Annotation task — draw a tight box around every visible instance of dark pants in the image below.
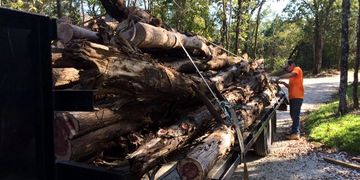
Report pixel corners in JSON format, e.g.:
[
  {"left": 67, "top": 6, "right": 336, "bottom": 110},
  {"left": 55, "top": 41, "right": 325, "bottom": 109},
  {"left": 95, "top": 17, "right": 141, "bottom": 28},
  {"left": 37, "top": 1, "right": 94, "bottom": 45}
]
[{"left": 290, "top": 98, "right": 303, "bottom": 134}]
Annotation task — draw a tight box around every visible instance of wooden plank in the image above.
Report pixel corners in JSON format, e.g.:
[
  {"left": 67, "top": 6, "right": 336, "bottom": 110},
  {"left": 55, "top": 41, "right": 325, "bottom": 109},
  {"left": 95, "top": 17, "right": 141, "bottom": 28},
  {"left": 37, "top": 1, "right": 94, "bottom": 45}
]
[{"left": 323, "top": 157, "right": 360, "bottom": 171}]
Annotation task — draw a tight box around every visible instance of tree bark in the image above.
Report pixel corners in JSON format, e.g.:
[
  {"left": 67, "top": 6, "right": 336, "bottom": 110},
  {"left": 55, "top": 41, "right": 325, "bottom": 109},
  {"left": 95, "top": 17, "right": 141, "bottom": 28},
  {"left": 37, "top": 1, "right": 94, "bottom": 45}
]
[
  {"left": 339, "top": 0, "right": 350, "bottom": 115},
  {"left": 177, "top": 125, "right": 234, "bottom": 180},
  {"left": 52, "top": 68, "right": 80, "bottom": 88}
]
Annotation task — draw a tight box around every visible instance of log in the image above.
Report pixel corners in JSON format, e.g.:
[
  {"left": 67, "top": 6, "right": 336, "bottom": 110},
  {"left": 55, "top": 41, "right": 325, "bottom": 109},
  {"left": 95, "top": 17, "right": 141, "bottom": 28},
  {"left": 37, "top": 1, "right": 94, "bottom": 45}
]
[
  {"left": 61, "top": 40, "right": 198, "bottom": 100},
  {"left": 174, "top": 56, "right": 243, "bottom": 73},
  {"left": 99, "top": 0, "right": 128, "bottom": 22},
  {"left": 210, "top": 61, "right": 250, "bottom": 91},
  {"left": 52, "top": 68, "right": 79, "bottom": 88},
  {"left": 57, "top": 23, "right": 100, "bottom": 44},
  {"left": 206, "top": 55, "right": 242, "bottom": 70},
  {"left": 54, "top": 109, "right": 148, "bottom": 160},
  {"left": 127, "top": 106, "right": 213, "bottom": 177},
  {"left": 118, "top": 22, "right": 211, "bottom": 57},
  {"left": 177, "top": 125, "right": 235, "bottom": 180},
  {"left": 324, "top": 157, "right": 360, "bottom": 171}
]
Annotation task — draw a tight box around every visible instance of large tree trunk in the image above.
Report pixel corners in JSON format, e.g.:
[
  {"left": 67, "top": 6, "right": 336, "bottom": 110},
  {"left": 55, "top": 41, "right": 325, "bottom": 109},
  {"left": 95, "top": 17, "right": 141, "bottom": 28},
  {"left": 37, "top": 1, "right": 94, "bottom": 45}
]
[
  {"left": 60, "top": 40, "right": 199, "bottom": 101},
  {"left": 339, "top": 0, "right": 350, "bottom": 115},
  {"left": 118, "top": 22, "right": 211, "bottom": 57},
  {"left": 177, "top": 125, "right": 235, "bottom": 180}
]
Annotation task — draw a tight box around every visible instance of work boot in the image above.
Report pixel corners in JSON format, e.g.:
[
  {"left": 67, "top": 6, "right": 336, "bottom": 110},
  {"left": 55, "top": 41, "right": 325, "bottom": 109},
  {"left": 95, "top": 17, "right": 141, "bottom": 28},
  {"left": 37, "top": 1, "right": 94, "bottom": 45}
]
[{"left": 285, "top": 133, "right": 300, "bottom": 140}]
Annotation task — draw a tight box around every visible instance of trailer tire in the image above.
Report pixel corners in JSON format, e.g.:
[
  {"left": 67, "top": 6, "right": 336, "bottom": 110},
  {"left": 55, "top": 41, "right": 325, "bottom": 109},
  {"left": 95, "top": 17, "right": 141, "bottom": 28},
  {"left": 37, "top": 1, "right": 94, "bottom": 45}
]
[{"left": 254, "top": 121, "right": 271, "bottom": 156}]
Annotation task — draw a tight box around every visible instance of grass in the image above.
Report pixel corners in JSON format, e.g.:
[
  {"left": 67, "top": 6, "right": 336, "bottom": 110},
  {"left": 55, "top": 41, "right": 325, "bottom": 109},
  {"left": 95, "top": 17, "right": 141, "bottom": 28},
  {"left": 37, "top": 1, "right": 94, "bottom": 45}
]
[{"left": 304, "top": 85, "right": 360, "bottom": 154}]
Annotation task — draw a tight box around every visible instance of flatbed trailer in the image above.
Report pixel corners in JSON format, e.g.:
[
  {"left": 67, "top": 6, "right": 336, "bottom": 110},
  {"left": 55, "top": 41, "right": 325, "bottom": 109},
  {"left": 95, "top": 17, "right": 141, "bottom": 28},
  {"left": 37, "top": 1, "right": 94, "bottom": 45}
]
[
  {"left": 153, "top": 92, "right": 287, "bottom": 180},
  {"left": 0, "top": 8, "right": 287, "bottom": 180}
]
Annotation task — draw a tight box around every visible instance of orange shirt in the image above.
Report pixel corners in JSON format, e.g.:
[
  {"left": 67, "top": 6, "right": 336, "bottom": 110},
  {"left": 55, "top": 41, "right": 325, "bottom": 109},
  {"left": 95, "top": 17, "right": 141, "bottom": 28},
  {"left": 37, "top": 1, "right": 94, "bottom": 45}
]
[{"left": 288, "top": 67, "right": 304, "bottom": 99}]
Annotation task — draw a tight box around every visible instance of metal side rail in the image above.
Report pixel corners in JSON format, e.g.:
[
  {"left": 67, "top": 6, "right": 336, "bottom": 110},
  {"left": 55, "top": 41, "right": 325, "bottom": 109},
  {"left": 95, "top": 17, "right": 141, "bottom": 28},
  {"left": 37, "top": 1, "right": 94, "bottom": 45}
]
[
  {"left": 208, "top": 94, "right": 287, "bottom": 180},
  {"left": 156, "top": 94, "right": 287, "bottom": 180}
]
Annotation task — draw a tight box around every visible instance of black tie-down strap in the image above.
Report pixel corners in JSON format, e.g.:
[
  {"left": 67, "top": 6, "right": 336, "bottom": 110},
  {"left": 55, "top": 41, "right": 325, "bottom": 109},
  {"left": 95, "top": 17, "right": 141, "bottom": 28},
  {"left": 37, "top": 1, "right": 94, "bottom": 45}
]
[
  {"left": 221, "top": 101, "right": 249, "bottom": 180},
  {"left": 212, "top": 87, "right": 249, "bottom": 180}
]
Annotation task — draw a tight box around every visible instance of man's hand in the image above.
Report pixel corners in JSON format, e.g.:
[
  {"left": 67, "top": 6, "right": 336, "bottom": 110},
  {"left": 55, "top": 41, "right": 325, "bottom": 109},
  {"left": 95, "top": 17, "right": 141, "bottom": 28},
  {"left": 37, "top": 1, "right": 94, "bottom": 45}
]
[{"left": 278, "top": 81, "right": 289, "bottom": 88}]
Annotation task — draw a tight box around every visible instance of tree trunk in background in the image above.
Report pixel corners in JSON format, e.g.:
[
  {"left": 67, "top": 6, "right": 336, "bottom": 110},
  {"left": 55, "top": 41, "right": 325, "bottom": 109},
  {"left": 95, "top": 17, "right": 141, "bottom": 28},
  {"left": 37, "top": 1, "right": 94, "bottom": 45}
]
[
  {"left": 253, "top": 0, "right": 266, "bottom": 58},
  {"left": 227, "top": 0, "right": 232, "bottom": 51},
  {"left": 81, "top": 0, "right": 85, "bottom": 24},
  {"left": 339, "top": 0, "right": 350, "bottom": 115},
  {"left": 312, "top": 15, "right": 323, "bottom": 75},
  {"left": 312, "top": 0, "right": 335, "bottom": 74},
  {"left": 244, "top": 1, "right": 259, "bottom": 57},
  {"left": 234, "top": 0, "right": 243, "bottom": 55},
  {"left": 353, "top": 0, "right": 360, "bottom": 109},
  {"left": 175, "top": 0, "right": 185, "bottom": 32},
  {"left": 56, "top": 0, "right": 62, "bottom": 18},
  {"left": 221, "top": 0, "right": 228, "bottom": 47}
]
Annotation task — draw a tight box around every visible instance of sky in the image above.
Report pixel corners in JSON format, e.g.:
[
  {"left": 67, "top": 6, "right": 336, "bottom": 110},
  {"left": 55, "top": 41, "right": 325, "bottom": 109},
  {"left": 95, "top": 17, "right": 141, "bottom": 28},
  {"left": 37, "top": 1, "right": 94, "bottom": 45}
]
[{"left": 263, "top": 0, "right": 290, "bottom": 20}]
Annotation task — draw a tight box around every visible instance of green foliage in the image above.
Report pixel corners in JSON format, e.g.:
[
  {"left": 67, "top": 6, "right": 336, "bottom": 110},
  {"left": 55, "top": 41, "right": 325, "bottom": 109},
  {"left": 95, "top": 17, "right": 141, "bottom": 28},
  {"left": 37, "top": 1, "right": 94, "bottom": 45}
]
[{"left": 305, "top": 86, "right": 360, "bottom": 154}]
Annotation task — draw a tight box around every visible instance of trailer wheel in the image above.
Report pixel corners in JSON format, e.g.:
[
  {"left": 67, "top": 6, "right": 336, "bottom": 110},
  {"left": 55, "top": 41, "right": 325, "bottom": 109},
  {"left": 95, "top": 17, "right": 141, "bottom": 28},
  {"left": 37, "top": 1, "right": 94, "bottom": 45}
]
[{"left": 254, "top": 120, "right": 271, "bottom": 156}]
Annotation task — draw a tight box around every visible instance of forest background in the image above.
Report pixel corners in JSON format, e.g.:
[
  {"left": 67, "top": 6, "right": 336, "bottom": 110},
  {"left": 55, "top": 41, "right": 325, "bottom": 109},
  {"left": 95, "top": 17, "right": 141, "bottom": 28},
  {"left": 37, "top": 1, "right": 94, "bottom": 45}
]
[{"left": 2, "top": 0, "right": 359, "bottom": 74}]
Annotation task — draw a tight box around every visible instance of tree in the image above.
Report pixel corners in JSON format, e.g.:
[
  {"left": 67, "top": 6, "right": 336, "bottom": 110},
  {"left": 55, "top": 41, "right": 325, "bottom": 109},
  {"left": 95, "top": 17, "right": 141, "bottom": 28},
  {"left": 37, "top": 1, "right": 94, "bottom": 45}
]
[
  {"left": 56, "top": 0, "right": 63, "bottom": 18},
  {"left": 220, "top": 0, "right": 228, "bottom": 47},
  {"left": 339, "top": 0, "right": 350, "bottom": 115},
  {"left": 353, "top": 0, "right": 360, "bottom": 109},
  {"left": 253, "top": 0, "right": 266, "bottom": 58},
  {"left": 234, "top": 0, "right": 243, "bottom": 55},
  {"left": 285, "top": 0, "right": 335, "bottom": 74}
]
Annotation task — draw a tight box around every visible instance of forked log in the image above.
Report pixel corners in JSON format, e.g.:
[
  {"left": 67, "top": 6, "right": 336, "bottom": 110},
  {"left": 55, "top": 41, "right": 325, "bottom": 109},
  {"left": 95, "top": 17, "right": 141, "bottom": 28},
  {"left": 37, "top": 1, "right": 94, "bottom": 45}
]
[
  {"left": 177, "top": 125, "right": 235, "bottom": 180},
  {"left": 127, "top": 107, "right": 213, "bottom": 177}
]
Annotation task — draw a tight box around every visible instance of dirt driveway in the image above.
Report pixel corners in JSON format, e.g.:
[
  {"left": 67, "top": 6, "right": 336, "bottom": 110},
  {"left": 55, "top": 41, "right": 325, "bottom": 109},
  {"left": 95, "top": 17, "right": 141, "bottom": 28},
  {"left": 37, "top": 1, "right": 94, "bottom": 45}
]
[{"left": 230, "top": 72, "right": 360, "bottom": 179}]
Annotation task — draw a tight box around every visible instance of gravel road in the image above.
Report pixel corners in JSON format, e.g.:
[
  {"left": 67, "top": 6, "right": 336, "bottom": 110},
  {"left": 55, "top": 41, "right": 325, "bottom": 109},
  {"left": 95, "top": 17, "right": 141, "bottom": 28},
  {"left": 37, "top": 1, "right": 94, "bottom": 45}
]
[{"left": 230, "top": 72, "right": 360, "bottom": 180}]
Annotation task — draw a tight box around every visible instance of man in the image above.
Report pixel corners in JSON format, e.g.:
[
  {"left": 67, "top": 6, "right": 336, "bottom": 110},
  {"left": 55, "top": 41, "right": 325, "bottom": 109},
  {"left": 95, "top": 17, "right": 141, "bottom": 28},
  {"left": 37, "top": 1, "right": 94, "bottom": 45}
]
[{"left": 275, "top": 60, "right": 304, "bottom": 140}]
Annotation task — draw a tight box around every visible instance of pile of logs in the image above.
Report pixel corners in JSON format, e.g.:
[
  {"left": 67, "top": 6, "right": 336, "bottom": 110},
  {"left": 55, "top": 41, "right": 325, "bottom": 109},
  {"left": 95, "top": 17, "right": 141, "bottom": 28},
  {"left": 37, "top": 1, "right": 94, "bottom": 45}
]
[{"left": 53, "top": 0, "right": 278, "bottom": 179}]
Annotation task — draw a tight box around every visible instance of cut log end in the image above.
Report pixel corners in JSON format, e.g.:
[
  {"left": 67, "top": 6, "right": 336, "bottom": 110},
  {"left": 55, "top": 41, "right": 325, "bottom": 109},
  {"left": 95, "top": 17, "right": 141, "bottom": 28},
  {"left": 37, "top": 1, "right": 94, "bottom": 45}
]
[{"left": 177, "top": 160, "right": 204, "bottom": 180}]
